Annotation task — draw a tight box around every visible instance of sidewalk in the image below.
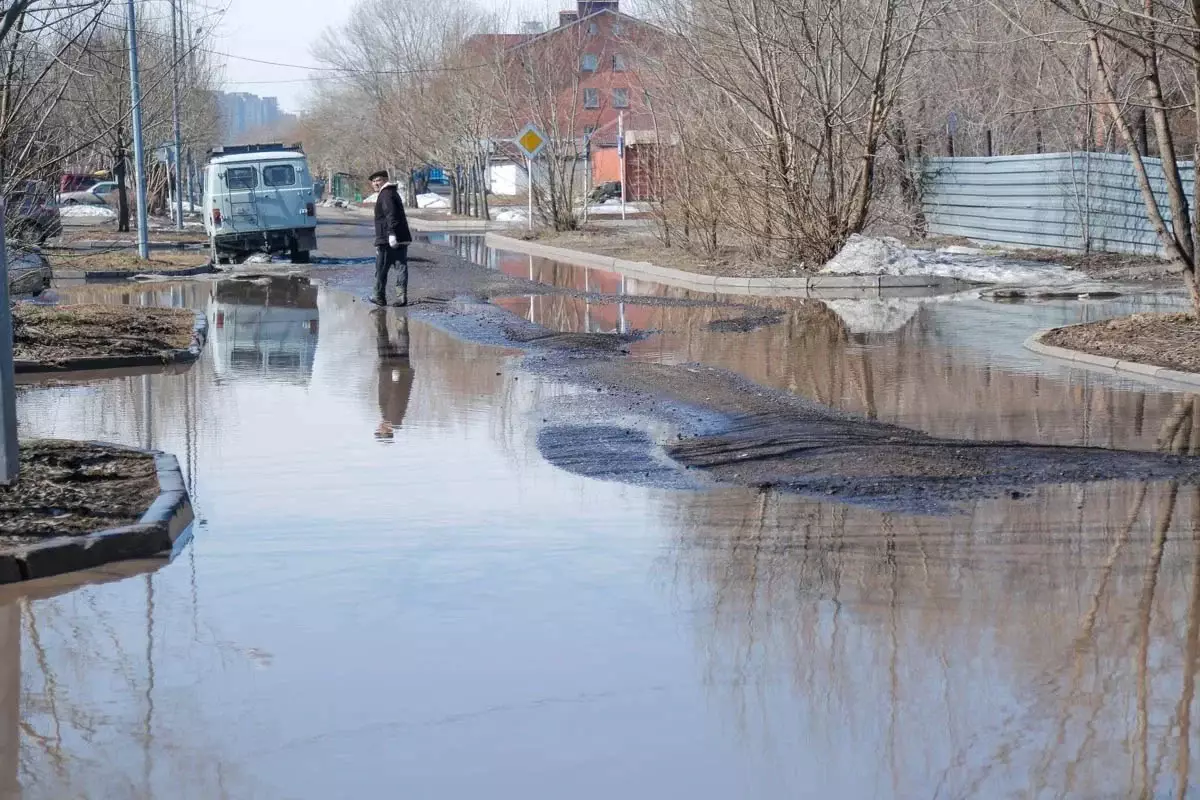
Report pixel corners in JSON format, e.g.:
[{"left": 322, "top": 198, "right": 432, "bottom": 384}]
[{"left": 484, "top": 232, "right": 975, "bottom": 299}]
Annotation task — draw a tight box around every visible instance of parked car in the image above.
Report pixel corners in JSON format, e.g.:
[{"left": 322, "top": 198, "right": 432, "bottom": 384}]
[
  {"left": 588, "top": 181, "right": 621, "bottom": 204},
  {"left": 7, "top": 180, "right": 61, "bottom": 244},
  {"left": 203, "top": 143, "right": 317, "bottom": 264},
  {"left": 58, "top": 181, "right": 118, "bottom": 205}
]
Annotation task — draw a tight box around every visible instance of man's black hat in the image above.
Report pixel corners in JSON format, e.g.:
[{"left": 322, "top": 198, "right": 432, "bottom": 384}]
[{"left": 369, "top": 170, "right": 389, "bottom": 181}]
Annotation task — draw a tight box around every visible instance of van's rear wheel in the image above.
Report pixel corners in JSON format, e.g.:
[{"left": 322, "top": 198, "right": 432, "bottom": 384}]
[{"left": 292, "top": 250, "right": 311, "bottom": 264}]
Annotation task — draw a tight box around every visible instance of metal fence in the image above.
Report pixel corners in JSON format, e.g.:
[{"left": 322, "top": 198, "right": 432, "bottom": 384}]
[{"left": 921, "top": 152, "right": 1196, "bottom": 255}]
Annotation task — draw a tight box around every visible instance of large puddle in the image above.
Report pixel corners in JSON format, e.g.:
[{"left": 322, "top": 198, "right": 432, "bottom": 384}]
[{"left": 1, "top": 243, "right": 1199, "bottom": 797}]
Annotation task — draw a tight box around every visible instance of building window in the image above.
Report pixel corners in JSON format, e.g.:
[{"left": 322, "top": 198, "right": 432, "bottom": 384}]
[
  {"left": 224, "top": 167, "right": 257, "bottom": 190},
  {"left": 612, "top": 88, "right": 629, "bottom": 108},
  {"left": 643, "top": 89, "right": 652, "bottom": 108},
  {"left": 588, "top": 22, "right": 598, "bottom": 35},
  {"left": 583, "top": 88, "right": 600, "bottom": 109},
  {"left": 584, "top": 125, "right": 598, "bottom": 138},
  {"left": 263, "top": 164, "right": 297, "bottom": 187},
  {"left": 581, "top": 53, "right": 598, "bottom": 72},
  {"left": 613, "top": 22, "right": 624, "bottom": 36},
  {"left": 613, "top": 54, "right": 627, "bottom": 71}
]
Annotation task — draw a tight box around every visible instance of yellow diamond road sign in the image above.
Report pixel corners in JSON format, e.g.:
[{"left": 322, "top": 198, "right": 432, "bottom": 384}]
[{"left": 516, "top": 123, "right": 547, "bottom": 159}]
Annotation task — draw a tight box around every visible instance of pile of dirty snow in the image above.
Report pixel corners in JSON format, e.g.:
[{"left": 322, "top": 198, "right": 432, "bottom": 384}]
[
  {"left": 361, "top": 192, "right": 379, "bottom": 205},
  {"left": 587, "top": 200, "right": 651, "bottom": 216},
  {"left": 821, "top": 235, "right": 1075, "bottom": 285},
  {"left": 493, "top": 208, "right": 527, "bottom": 223},
  {"left": 59, "top": 205, "right": 116, "bottom": 220},
  {"left": 416, "top": 193, "right": 449, "bottom": 210}
]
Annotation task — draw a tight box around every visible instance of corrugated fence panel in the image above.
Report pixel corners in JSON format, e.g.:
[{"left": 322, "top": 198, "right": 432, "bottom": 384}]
[{"left": 921, "top": 152, "right": 1194, "bottom": 255}]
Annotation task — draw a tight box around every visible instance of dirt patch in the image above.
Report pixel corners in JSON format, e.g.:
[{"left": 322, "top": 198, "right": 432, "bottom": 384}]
[
  {"left": 13, "top": 303, "right": 195, "bottom": 366},
  {"left": 528, "top": 228, "right": 808, "bottom": 279},
  {"left": 58, "top": 228, "right": 208, "bottom": 246},
  {"left": 43, "top": 247, "right": 208, "bottom": 274},
  {"left": 0, "top": 441, "right": 159, "bottom": 542},
  {"left": 1042, "top": 313, "right": 1200, "bottom": 374}
]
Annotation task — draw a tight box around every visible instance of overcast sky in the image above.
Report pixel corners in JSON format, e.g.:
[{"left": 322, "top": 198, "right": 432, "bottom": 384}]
[{"left": 216, "top": 0, "right": 589, "bottom": 112}]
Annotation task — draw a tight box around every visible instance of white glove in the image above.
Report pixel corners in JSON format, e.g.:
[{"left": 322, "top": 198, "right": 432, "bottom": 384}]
[{"left": 388, "top": 235, "right": 399, "bottom": 249}]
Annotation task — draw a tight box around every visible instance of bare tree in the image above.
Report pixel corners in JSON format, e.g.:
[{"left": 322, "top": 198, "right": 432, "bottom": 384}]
[{"left": 1001, "top": 0, "right": 1200, "bottom": 312}]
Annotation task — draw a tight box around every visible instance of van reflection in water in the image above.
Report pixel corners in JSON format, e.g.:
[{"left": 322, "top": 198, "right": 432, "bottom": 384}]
[
  {"left": 373, "top": 310, "right": 413, "bottom": 441},
  {"left": 208, "top": 276, "right": 320, "bottom": 384}
]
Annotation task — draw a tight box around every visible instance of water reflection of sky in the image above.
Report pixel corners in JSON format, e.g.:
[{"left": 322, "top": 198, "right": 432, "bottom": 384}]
[{"left": 0, "top": 267, "right": 1197, "bottom": 798}]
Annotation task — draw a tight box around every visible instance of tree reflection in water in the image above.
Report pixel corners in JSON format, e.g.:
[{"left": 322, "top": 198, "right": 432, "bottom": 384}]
[{"left": 665, "top": 396, "right": 1200, "bottom": 796}]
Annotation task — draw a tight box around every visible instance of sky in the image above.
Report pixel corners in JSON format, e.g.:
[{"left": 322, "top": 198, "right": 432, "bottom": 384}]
[{"left": 216, "top": 0, "right": 584, "bottom": 112}]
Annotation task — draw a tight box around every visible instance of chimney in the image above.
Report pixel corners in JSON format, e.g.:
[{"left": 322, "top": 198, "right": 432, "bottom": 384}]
[{"left": 558, "top": 9, "right": 579, "bottom": 26}]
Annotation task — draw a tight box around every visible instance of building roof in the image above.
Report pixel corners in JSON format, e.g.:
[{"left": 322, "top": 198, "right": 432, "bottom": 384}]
[{"left": 466, "top": 7, "right": 664, "bottom": 55}]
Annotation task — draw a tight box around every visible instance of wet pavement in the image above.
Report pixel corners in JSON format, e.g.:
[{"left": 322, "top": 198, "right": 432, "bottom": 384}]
[{"left": 2, "top": 213, "right": 1199, "bottom": 797}]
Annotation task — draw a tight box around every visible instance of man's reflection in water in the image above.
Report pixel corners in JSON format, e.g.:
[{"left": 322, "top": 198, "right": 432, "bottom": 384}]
[{"left": 373, "top": 309, "right": 414, "bottom": 441}]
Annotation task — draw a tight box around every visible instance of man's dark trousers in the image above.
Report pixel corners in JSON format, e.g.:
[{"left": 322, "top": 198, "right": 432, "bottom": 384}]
[{"left": 375, "top": 244, "right": 408, "bottom": 305}]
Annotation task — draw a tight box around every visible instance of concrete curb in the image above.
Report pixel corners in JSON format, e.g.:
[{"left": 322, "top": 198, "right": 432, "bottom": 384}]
[
  {"left": 0, "top": 446, "right": 195, "bottom": 584},
  {"left": 1024, "top": 328, "right": 1200, "bottom": 389},
  {"left": 484, "top": 233, "right": 976, "bottom": 297},
  {"left": 54, "top": 263, "right": 216, "bottom": 281},
  {"left": 14, "top": 310, "right": 208, "bottom": 374},
  {"left": 410, "top": 216, "right": 507, "bottom": 232}
]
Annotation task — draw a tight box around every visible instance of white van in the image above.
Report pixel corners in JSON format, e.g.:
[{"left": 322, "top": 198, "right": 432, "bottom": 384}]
[{"left": 203, "top": 143, "right": 317, "bottom": 264}]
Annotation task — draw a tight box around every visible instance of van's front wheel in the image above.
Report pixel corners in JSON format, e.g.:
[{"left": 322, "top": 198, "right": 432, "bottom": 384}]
[{"left": 292, "top": 250, "right": 311, "bottom": 264}]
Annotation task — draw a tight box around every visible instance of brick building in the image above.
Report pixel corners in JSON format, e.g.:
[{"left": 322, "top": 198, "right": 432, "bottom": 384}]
[{"left": 469, "top": 0, "right": 666, "bottom": 196}]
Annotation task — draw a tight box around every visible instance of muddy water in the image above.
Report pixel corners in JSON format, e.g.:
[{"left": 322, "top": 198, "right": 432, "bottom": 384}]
[{"left": 0, "top": 269, "right": 1198, "bottom": 798}]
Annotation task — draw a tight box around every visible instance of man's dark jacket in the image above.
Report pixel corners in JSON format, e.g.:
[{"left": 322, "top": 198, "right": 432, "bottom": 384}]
[{"left": 374, "top": 183, "right": 412, "bottom": 247}]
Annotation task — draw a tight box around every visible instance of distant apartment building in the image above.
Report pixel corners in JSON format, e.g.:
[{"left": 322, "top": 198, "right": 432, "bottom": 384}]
[{"left": 216, "top": 91, "right": 296, "bottom": 142}]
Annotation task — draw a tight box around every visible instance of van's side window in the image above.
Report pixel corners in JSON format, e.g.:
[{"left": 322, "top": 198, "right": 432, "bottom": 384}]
[
  {"left": 263, "top": 165, "right": 296, "bottom": 187},
  {"left": 225, "top": 167, "right": 257, "bottom": 190}
]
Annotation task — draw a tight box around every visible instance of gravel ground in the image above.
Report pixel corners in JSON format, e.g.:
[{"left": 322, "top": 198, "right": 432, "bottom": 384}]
[
  {"left": 0, "top": 440, "right": 159, "bottom": 541},
  {"left": 13, "top": 303, "right": 195, "bottom": 366},
  {"left": 1042, "top": 312, "right": 1200, "bottom": 373}
]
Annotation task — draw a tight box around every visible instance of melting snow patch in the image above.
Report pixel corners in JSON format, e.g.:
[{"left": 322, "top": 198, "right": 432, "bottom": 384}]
[
  {"left": 493, "top": 208, "right": 527, "bottom": 223},
  {"left": 59, "top": 205, "right": 116, "bottom": 220},
  {"left": 821, "top": 234, "right": 1075, "bottom": 285},
  {"left": 416, "top": 193, "right": 449, "bottom": 209}
]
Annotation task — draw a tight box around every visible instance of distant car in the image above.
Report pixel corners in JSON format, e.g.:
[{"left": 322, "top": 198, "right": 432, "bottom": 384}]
[
  {"left": 7, "top": 180, "right": 61, "bottom": 244},
  {"left": 58, "top": 181, "right": 118, "bottom": 205},
  {"left": 588, "top": 181, "right": 621, "bottom": 204}
]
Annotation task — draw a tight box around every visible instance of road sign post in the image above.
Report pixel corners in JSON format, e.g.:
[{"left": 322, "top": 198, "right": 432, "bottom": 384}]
[
  {"left": 515, "top": 123, "right": 547, "bottom": 231},
  {"left": 618, "top": 112, "right": 626, "bottom": 221}
]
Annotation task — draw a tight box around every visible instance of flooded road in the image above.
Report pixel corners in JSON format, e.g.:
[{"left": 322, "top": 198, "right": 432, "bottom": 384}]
[{"left": 2, "top": 224, "right": 1200, "bottom": 797}]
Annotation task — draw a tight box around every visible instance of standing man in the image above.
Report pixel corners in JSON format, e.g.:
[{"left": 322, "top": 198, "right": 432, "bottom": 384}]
[{"left": 370, "top": 169, "right": 412, "bottom": 306}]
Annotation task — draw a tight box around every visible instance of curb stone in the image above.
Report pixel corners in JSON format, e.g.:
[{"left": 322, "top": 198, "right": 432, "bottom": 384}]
[
  {"left": 484, "top": 233, "right": 976, "bottom": 297},
  {"left": 1024, "top": 328, "right": 1200, "bottom": 389},
  {"left": 54, "top": 263, "right": 216, "bottom": 281},
  {"left": 14, "top": 310, "right": 208, "bottom": 374},
  {"left": 1, "top": 447, "right": 195, "bottom": 584}
]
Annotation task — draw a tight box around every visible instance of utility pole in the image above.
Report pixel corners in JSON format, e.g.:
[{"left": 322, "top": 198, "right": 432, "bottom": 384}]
[
  {"left": 169, "top": 0, "right": 184, "bottom": 230},
  {"left": 125, "top": 0, "right": 150, "bottom": 259}
]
